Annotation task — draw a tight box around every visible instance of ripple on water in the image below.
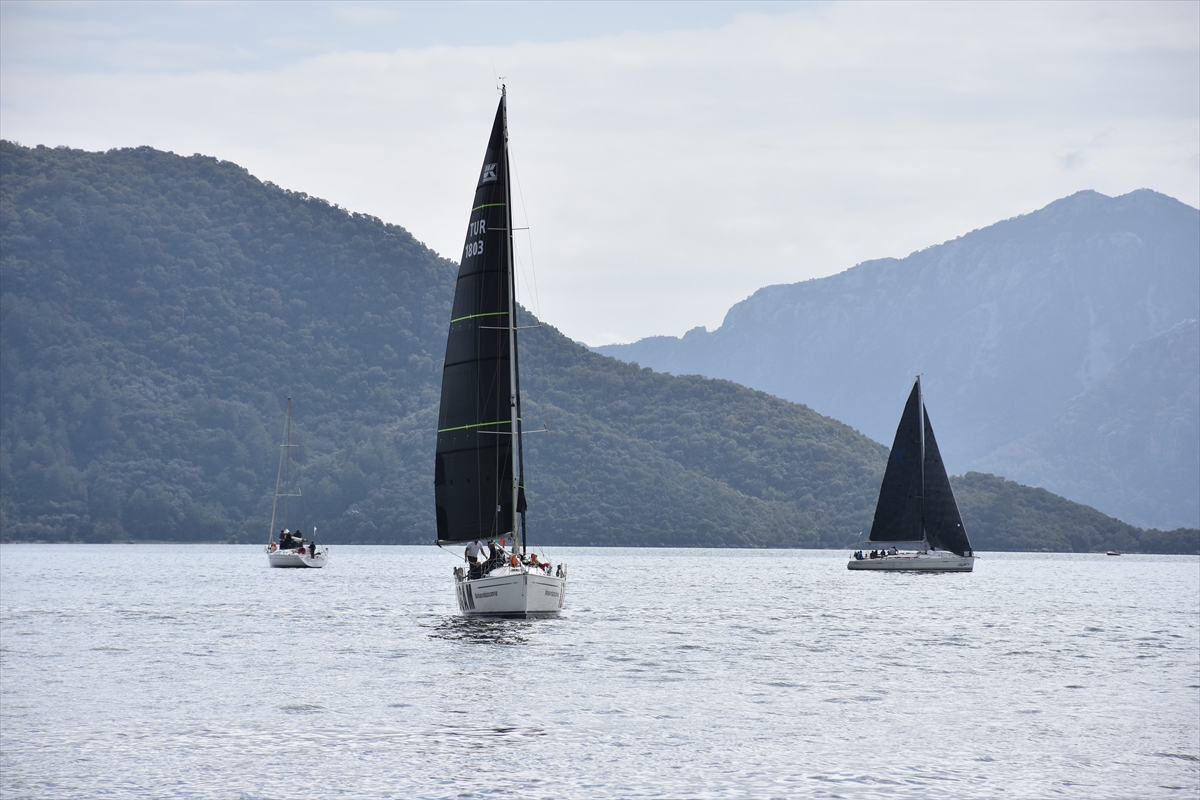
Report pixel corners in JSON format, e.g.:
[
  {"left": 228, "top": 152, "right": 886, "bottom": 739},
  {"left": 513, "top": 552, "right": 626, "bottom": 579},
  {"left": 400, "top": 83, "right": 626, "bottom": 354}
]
[{"left": 0, "top": 545, "right": 1197, "bottom": 800}]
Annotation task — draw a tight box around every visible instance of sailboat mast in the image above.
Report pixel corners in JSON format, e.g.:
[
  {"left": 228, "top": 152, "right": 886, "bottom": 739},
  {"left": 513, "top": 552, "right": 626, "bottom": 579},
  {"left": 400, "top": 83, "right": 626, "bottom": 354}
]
[
  {"left": 916, "top": 377, "right": 926, "bottom": 549},
  {"left": 268, "top": 397, "right": 290, "bottom": 543},
  {"left": 285, "top": 398, "right": 293, "bottom": 531},
  {"left": 501, "top": 85, "right": 522, "bottom": 555}
]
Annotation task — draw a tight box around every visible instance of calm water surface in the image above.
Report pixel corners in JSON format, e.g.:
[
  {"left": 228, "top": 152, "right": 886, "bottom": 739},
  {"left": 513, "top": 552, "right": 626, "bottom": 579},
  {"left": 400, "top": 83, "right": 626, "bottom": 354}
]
[{"left": 1, "top": 545, "right": 1197, "bottom": 799}]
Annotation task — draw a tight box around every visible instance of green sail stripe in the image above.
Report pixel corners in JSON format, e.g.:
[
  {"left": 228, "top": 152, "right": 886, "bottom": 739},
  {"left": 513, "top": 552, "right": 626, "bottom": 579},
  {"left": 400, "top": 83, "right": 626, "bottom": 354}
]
[
  {"left": 437, "top": 418, "right": 521, "bottom": 434},
  {"left": 471, "top": 202, "right": 507, "bottom": 212},
  {"left": 449, "top": 311, "right": 509, "bottom": 324}
]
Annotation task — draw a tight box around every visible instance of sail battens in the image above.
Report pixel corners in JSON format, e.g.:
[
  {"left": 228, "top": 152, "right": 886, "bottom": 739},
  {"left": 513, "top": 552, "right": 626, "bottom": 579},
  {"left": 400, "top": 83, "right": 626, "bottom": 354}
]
[
  {"left": 449, "top": 311, "right": 509, "bottom": 324},
  {"left": 437, "top": 420, "right": 513, "bottom": 433}
]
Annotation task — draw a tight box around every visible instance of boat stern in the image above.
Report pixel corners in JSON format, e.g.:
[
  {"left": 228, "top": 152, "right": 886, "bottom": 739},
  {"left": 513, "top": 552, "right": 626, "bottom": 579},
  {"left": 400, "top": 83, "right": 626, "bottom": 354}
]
[{"left": 454, "top": 566, "right": 565, "bottom": 616}]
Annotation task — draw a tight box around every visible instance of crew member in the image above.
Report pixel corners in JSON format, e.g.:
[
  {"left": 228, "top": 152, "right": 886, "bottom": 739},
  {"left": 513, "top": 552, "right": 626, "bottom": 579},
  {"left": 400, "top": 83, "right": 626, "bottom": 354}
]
[{"left": 465, "top": 540, "right": 485, "bottom": 579}]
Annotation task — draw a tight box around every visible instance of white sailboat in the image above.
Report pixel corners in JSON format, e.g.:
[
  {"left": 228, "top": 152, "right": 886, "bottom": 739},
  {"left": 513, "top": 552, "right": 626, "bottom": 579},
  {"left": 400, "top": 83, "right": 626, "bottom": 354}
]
[
  {"left": 849, "top": 377, "right": 975, "bottom": 572},
  {"left": 434, "top": 87, "right": 566, "bottom": 615},
  {"left": 265, "top": 398, "right": 328, "bottom": 568}
]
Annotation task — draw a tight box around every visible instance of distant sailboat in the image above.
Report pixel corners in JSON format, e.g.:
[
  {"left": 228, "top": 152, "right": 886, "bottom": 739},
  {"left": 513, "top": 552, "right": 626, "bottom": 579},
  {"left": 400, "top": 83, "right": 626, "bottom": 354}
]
[
  {"left": 849, "top": 378, "right": 975, "bottom": 572},
  {"left": 265, "top": 398, "right": 328, "bottom": 568},
  {"left": 434, "top": 86, "right": 566, "bottom": 615}
]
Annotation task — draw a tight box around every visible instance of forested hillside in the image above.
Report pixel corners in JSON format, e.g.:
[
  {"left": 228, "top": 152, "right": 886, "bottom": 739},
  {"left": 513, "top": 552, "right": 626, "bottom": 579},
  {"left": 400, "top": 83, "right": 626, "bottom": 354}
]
[
  {"left": 2, "top": 141, "right": 450, "bottom": 544},
  {"left": 2, "top": 141, "right": 1194, "bottom": 554}
]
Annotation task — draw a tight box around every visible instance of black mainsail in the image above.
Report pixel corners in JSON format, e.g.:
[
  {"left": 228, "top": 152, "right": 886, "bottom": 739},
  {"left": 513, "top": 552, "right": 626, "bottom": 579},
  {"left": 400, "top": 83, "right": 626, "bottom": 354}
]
[
  {"left": 435, "top": 90, "right": 526, "bottom": 548},
  {"left": 867, "top": 378, "right": 973, "bottom": 557}
]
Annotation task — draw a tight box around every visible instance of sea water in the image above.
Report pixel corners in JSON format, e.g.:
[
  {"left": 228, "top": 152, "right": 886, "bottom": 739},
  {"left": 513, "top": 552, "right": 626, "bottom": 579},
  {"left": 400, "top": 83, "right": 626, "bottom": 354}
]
[{"left": 1, "top": 545, "right": 1196, "bottom": 799}]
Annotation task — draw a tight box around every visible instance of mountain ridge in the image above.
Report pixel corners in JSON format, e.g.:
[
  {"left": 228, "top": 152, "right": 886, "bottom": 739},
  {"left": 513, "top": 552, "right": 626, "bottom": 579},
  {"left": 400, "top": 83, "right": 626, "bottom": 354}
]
[
  {"left": 2, "top": 141, "right": 1195, "bottom": 553},
  {"left": 597, "top": 189, "right": 1200, "bottom": 528},
  {"left": 975, "top": 319, "right": 1199, "bottom": 529}
]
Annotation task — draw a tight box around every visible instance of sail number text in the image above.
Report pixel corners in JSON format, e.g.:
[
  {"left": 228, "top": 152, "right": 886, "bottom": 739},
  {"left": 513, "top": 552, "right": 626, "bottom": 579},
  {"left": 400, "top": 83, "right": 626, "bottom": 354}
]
[{"left": 464, "top": 218, "right": 487, "bottom": 260}]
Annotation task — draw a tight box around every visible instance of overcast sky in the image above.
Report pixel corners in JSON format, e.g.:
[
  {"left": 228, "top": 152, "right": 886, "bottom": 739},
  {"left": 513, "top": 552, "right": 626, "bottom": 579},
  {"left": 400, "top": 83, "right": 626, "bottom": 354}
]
[{"left": 2, "top": 1, "right": 1197, "bottom": 346}]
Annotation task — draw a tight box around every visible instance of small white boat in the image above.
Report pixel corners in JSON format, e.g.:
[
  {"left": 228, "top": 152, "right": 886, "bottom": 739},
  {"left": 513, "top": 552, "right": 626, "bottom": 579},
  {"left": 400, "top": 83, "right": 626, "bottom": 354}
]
[
  {"left": 1106, "top": 550, "right": 1122, "bottom": 556},
  {"left": 849, "top": 377, "right": 976, "bottom": 573},
  {"left": 264, "top": 398, "right": 328, "bottom": 569},
  {"left": 434, "top": 87, "right": 565, "bottom": 615},
  {"left": 267, "top": 534, "right": 328, "bottom": 568}
]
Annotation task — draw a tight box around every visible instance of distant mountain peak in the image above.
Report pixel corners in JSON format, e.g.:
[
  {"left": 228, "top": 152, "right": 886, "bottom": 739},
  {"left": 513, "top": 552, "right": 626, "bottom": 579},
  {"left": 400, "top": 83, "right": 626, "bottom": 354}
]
[{"left": 596, "top": 189, "right": 1199, "bottom": 527}]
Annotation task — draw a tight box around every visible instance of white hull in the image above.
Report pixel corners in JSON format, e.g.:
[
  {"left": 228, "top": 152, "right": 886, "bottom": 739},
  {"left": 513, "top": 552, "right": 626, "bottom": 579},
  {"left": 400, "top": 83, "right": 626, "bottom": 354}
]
[
  {"left": 455, "top": 566, "right": 565, "bottom": 616},
  {"left": 848, "top": 552, "right": 974, "bottom": 572},
  {"left": 267, "top": 547, "right": 328, "bottom": 568}
]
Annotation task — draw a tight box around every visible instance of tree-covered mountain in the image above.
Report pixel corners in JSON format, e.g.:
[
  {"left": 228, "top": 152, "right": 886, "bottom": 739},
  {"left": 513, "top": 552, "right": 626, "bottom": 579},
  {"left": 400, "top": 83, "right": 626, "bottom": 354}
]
[
  {"left": 2, "top": 141, "right": 1195, "bottom": 554},
  {"left": 596, "top": 190, "right": 1199, "bottom": 528},
  {"left": 950, "top": 472, "right": 1189, "bottom": 555},
  {"left": 2, "top": 141, "right": 450, "bottom": 544}
]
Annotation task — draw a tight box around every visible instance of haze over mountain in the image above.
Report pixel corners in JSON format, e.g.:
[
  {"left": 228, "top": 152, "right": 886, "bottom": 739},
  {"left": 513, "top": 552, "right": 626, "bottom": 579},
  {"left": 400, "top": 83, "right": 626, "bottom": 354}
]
[
  {"left": 977, "top": 320, "right": 1198, "bottom": 530},
  {"left": 597, "top": 190, "right": 1200, "bottom": 529},
  {"left": 1, "top": 142, "right": 1194, "bottom": 554}
]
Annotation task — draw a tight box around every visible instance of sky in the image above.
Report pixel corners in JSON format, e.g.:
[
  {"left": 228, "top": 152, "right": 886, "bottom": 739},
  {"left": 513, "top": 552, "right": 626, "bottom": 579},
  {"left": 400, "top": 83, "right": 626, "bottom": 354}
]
[{"left": 2, "top": 1, "right": 1197, "bottom": 346}]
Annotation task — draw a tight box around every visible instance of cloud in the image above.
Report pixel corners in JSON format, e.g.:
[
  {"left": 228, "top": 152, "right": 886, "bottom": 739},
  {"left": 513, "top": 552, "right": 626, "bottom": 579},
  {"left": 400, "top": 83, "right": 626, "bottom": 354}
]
[{"left": 1, "top": 1, "right": 1196, "bottom": 345}]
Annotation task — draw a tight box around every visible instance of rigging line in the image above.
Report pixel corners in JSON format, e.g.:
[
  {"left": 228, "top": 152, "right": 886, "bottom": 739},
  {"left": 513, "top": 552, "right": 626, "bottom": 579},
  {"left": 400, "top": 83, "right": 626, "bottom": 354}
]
[{"left": 506, "top": 145, "right": 543, "bottom": 322}]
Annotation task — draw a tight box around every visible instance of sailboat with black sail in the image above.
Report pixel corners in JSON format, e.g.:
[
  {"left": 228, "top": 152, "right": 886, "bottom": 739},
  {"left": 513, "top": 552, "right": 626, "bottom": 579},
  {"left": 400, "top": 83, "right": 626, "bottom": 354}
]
[
  {"left": 849, "top": 377, "right": 975, "bottom": 572},
  {"left": 435, "top": 87, "right": 566, "bottom": 615},
  {"left": 264, "top": 398, "right": 328, "bottom": 568}
]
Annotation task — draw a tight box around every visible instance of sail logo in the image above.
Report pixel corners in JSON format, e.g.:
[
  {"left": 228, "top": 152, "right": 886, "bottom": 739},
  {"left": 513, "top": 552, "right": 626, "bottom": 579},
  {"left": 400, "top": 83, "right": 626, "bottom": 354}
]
[{"left": 480, "top": 163, "right": 498, "bottom": 183}]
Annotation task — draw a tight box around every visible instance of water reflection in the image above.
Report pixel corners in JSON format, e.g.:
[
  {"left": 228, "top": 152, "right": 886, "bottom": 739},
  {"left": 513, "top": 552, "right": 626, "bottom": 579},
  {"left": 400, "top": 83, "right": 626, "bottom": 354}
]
[
  {"left": 424, "top": 615, "right": 534, "bottom": 645},
  {"left": 431, "top": 721, "right": 547, "bottom": 740},
  {"left": 3, "top": 546, "right": 1196, "bottom": 800}
]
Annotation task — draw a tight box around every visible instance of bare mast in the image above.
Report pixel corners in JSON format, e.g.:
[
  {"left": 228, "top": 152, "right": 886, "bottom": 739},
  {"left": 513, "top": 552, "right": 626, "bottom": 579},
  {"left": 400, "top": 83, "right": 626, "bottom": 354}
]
[{"left": 268, "top": 397, "right": 298, "bottom": 541}]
